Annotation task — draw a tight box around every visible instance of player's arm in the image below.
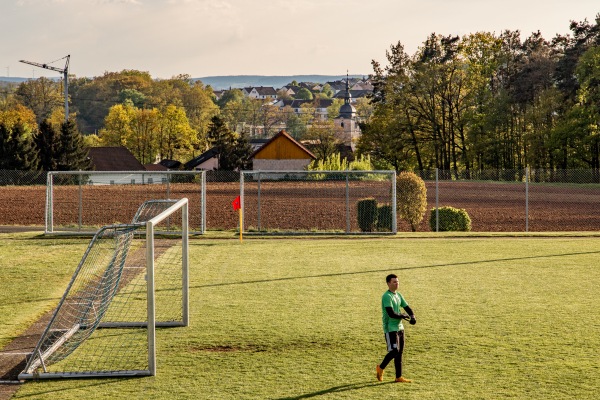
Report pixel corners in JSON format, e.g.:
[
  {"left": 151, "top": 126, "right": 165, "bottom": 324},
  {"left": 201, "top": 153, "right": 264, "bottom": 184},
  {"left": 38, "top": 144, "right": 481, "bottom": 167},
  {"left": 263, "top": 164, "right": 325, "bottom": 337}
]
[
  {"left": 385, "top": 306, "right": 410, "bottom": 320},
  {"left": 403, "top": 305, "right": 417, "bottom": 325}
]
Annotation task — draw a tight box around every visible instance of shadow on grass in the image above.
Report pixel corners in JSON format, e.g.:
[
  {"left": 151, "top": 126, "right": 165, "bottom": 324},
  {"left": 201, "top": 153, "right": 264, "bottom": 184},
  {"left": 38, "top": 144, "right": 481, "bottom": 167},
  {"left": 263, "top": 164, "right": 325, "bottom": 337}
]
[
  {"left": 13, "top": 377, "right": 139, "bottom": 398},
  {"left": 274, "top": 380, "right": 391, "bottom": 399},
  {"left": 192, "top": 250, "right": 600, "bottom": 289}
]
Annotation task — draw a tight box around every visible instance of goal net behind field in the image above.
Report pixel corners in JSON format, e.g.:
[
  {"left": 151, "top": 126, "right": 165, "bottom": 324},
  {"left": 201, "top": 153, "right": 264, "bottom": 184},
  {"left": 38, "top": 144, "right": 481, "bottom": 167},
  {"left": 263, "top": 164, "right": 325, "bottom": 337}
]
[
  {"left": 45, "top": 171, "right": 205, "bottom": 235},
  {"left": 240, "top": 170, "right": 397, "bottom": 234},
  {"left": 19, "top": 198, "right": 189, "bottom": 379}
]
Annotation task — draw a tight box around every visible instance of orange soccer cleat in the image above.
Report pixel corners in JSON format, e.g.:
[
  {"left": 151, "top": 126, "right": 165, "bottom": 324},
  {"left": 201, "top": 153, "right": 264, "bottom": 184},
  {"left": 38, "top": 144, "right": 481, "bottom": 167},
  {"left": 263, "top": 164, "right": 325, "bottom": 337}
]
[{"left": 376, "top": 364, "right": 384, "bottom": 382}]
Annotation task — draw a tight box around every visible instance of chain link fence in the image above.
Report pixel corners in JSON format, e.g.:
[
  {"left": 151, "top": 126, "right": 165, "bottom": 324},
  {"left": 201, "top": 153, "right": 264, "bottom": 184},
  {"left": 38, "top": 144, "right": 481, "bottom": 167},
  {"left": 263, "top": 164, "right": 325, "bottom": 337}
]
[
  {"left": 1, "top": 169, "right": 599, "bottom": 233},
  {"left": 45, "top": 171, "right": 205, "bottom": 234},
  {"left": 240, "top": 170, "right": 396, "bottom": 234},
  {"left": 416, "top": 169, "right": 600, "bottom": 232}
]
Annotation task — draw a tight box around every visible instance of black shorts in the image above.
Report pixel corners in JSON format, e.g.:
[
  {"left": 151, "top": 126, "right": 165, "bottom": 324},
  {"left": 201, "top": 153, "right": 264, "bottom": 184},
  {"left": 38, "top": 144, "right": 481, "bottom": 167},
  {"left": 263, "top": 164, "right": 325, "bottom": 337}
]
[{"left": 385, "top": 330, "right": 405, "bottom": 352}]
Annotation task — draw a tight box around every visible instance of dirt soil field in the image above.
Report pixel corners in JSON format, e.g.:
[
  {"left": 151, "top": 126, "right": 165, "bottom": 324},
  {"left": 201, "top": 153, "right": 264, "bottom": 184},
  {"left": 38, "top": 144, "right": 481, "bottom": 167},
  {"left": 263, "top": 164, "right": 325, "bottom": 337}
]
[{"left": 0, "top": 181, "right": 599, "bottom": 232}]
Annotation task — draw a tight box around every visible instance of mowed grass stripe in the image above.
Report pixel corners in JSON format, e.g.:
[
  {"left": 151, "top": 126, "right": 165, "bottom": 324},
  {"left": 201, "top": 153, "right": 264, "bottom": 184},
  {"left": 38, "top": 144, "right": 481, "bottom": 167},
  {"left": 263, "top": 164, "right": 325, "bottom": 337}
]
[{"left": 2, "top": 235, "right": 598, "bottom": 399}]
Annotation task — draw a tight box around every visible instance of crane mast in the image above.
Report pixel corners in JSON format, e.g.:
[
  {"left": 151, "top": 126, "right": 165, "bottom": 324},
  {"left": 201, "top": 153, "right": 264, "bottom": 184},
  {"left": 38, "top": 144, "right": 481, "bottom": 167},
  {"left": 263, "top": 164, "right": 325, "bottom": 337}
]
[{"left": 19, "top": 55, "right": 70, "bottom": 122}]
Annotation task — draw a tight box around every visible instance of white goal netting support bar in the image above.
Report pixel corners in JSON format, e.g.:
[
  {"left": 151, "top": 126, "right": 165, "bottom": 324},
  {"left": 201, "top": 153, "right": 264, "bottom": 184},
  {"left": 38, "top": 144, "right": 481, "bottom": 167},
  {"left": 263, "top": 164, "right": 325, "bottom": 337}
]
[
  {"left": 19, "top": 198, "right": 189, "bottom": 379},
  {"left": 240, "top": 170, "right": 397, "bottom": 234}
]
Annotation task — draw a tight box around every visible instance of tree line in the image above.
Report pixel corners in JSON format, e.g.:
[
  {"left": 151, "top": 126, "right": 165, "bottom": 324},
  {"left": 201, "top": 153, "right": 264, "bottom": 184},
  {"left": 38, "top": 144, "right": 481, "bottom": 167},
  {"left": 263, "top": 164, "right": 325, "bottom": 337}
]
[
  {"left": 358, "top": 14, "right": 600, "bottom": 174},
  {"left": 1, "top": 70, "right": 358, "bottom": 169},
  {"left": 1, "top": 13, "right": 599, "bottom": 173},
  {"left": 0, "top": 113, "right": 90, "bottom": 172}
]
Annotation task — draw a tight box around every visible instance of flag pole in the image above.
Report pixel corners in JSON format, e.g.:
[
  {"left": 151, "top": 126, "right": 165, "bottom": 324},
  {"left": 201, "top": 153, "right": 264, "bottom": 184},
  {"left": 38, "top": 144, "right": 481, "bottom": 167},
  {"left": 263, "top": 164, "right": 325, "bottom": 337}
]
[
  {"left": 232, "top": 195, "right": 242, "bottom": 243},
  {"left": 238, "top": 208, "right": 243, "bottom": 243}
]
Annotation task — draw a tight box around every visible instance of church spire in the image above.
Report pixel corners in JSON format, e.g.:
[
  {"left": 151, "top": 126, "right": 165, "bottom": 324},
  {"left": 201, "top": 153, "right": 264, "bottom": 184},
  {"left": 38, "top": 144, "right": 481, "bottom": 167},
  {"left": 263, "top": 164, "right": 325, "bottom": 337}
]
[
  {"left": 344, "top": 72, "right": 351, "bottom": 105},
  {"left": 338, "top": 71, "right": 355, "bottom": 119}
]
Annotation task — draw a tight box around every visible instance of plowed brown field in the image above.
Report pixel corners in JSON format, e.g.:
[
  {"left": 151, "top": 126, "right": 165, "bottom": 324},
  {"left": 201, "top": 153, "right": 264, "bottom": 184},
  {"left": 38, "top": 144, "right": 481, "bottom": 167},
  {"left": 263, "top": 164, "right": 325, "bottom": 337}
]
[{"left": 0, "top": 181, "right": 598, "bottom": 232}]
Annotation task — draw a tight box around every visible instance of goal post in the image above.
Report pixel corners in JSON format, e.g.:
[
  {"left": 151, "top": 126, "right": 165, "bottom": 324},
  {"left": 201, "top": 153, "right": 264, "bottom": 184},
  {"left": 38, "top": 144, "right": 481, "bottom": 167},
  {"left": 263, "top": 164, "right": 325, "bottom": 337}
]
[
  {"left": 19, "top": 198, "right": 189, "bottom": 380},
  {"left": 240, "top": 170, "right": 397, "bottom": 234},
  {"left": 44, "top": 170, "right": 205, "bottom": 235}
]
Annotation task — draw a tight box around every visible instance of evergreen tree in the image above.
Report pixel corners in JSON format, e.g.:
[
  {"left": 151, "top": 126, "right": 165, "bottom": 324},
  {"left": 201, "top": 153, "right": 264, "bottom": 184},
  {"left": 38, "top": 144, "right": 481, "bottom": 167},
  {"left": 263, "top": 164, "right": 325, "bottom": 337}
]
[
  {"left": 0, "top": 121, "right": 39, "bottom": 170},
  {"left": 207, "top": 115, "right": 252, "bottom": 170},
  {"left": 0, "top": 123, "right": 11, "bottom": 169},
  {"left": 56, "top": 119, "right": 91, "bottom": 171},
  {"left": 228, "top": 131, "right": 253, "bottom": 170},
  {"left": 34, "top": 119, "right": 60, "bottom": 171}
]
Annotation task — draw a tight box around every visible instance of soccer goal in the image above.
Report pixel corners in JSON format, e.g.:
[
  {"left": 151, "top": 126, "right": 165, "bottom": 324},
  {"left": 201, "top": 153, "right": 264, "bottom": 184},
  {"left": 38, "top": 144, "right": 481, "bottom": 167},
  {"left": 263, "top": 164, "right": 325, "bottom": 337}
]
[
  {"left": 44, "top": 170, "right": 205, "bottom": 235},
  {"left": 240, "top": 170, "right": 397, "bottom": 234},
  {"left": 19, "top": 198, "right": 189, "bottom": 379}
]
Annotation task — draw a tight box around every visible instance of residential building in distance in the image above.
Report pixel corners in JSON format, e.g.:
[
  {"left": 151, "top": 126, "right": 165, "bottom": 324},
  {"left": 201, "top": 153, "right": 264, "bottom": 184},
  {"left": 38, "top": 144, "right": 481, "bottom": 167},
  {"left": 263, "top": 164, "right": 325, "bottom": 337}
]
[
  {"left": 242, "top": 86, "right": 278, "bottom": 100},
  {"left": 274, "top": 98, "right": 334, "bottom": 121},
  {"left": 250, "top": 130, "right": 316, "bottom": 170},
  {"left": 87, "top": 147, "right": 145, "bottom": 171}
]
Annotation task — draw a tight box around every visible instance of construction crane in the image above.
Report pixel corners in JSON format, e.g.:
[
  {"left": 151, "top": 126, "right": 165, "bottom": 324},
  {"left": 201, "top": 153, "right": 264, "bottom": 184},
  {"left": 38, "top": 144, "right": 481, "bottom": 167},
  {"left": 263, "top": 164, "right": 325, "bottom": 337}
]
[{"left": 19, "top": 55, "right": 70, "bottom": 122}]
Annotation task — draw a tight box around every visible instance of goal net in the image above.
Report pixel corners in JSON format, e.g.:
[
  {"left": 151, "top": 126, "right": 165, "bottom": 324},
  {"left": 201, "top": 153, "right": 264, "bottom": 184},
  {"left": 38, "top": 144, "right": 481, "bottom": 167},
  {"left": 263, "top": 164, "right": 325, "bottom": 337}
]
[
  {"left": 19, "top": 198, "right": 189, "bottom": 379},
  {"left": 240, "top": 170, "right": 397, "bottom": 234},
  {"left": 45, "top": 170, "right": 205, "bottom": 235}
]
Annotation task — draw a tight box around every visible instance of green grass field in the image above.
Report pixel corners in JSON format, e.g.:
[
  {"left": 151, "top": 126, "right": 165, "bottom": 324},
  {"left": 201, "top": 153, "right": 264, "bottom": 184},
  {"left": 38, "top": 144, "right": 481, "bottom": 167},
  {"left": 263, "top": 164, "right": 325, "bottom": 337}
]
[{"left": 1, "top": 233, "right": 599, "bottom": 399}]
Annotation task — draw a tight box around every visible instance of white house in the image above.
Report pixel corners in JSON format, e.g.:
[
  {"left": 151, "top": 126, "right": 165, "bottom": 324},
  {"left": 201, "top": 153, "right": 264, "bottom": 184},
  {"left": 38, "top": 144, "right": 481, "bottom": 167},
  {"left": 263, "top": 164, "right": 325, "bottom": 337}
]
[
  {"left": 275, "top": 99, "right": 334, "bottom": 121},
  {"left": 242, "top": 86, "right": 278, "bottom": 100}
]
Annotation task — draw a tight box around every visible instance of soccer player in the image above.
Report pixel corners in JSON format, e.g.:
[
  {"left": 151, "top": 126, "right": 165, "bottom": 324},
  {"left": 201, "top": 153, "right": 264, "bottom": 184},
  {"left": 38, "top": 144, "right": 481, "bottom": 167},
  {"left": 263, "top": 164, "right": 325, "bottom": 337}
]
[{"left": 376, "top": 273, "right": 416, "bottom": 383}]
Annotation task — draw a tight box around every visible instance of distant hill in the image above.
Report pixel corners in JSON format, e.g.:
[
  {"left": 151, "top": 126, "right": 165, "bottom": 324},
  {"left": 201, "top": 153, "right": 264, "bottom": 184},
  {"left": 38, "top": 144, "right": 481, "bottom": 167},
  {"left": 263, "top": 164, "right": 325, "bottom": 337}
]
[
  {"left": 0, "top": 74, "right": 369, "bottom": 90},
  {"left": 195, "top": 75, "right": 367, "bottom": 90},
  {"left": 0, "top": 77, "right": 29, "bottom": 84}
]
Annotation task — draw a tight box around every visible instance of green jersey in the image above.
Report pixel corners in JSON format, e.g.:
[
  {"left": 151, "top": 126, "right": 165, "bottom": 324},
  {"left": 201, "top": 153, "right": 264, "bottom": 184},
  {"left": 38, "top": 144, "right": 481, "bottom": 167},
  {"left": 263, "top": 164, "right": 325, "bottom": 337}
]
[{"left": 381, "top": 290, "right": 408, "bottom": 333}]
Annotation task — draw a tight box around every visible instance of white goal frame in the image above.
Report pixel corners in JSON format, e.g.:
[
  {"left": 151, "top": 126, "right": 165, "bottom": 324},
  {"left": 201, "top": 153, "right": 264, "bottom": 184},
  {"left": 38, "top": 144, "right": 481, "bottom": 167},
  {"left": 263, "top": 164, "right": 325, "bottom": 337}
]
[
  {"left": 44, "top": 170, "right": 205, "bottom": 235},
  {"left": 239, "top": 170, "right": 397, "bottom": 234},
  {"left": 19, "top": 198, "right": 189, "bottom": 379}
]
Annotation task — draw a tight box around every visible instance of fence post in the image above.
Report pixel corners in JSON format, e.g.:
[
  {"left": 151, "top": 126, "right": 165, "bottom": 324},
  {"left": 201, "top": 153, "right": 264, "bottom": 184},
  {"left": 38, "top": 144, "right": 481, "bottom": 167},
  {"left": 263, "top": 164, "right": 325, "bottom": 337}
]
[
  {"left": 345, "top": 171, "right": 350, "bottom": 233},
  {"left": 167, "top": 173, "right": 171, "bottom": 199},
  {"left": 257, "top": 171, "right": 261, "bottom": 231},
  {"left": 240, "top": 171, "right": 245, "bottom": 233},
  {"left": 435, "top": 168, "right": 439, "bottom": 233},
  {"left": 392, "top": 171, "right": 397, "bottom": 234},
  {"left": 201, "top": 171, "right": 206, "bottom": 234},
  {"left": 525, "top": 167, "right": 529, "bottom": 232},
  {"left": 46, "top": 172, "right": 53, "bottom": 234},
  {"left": 78, "top": 171, "right": 82, "bottom": 231}
]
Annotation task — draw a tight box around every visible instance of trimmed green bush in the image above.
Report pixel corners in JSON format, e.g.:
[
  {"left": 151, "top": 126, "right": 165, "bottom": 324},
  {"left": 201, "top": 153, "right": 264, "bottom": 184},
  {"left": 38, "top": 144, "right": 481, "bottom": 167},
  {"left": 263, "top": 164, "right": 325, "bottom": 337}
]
[
  {"left": 430, "top": 206, "right": 472, "bottom": 232},
  {"left": 396, "top": 172, "right": 427, "bottom": 232},
  {"left": 376, "top": 204, "right": 393, "bottom": 232},
  {"left": 357, "top": 198, "right": 378, "bottom": 232}
]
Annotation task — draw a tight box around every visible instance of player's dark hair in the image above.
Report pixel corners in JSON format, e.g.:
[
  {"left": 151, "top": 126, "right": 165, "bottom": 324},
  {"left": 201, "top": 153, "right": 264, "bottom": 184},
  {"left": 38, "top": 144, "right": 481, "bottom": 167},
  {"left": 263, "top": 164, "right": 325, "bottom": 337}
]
[{"left": 386, "top": 274, "right": 397, "bottom": 283}]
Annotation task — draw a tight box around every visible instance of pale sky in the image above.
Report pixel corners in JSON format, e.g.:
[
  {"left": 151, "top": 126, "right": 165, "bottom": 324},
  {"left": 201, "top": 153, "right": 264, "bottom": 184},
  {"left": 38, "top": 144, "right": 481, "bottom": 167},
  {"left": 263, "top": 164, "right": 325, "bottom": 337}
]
[{"left": 1, "top": 0, "right": 599, "bottom": 79}]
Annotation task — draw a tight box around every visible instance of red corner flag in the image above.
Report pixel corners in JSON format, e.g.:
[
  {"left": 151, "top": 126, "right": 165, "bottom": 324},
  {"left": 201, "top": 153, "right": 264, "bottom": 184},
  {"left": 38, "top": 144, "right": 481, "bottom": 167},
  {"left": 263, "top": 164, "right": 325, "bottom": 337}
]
[{"left": 232, "top": 196, "right": 241, "bottom": 211}]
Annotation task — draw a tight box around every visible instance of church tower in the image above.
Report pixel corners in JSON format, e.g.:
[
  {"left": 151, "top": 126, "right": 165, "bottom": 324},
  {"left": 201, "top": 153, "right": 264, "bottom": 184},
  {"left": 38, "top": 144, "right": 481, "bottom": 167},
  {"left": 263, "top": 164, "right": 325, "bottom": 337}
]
[{"left": 334, "top": 73, "right": 361, "bottom": 150}]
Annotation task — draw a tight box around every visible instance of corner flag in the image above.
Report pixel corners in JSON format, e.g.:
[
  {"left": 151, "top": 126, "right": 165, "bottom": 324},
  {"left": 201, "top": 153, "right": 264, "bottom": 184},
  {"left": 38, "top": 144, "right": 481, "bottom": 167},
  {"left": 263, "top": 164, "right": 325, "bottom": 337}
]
[
  {"left": 232, "top": 196, "right": 241, "bottom": 211},
  {"left": 232, "top": 196, "right": 242, "bottom": 242}
]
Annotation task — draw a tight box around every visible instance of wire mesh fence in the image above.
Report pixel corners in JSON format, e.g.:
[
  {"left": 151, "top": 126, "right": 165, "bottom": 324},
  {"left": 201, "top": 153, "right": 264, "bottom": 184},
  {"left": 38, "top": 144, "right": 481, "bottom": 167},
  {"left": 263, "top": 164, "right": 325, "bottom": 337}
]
[
  {"left": 0, "top": 168, "right": 599, "bottom": 232},
  {"left": 416, "top": 169, "right": 600, "bottom": 232},
  {"left": 240, "top": 170, "right": 397, "bottom": 234},
  {"left": 45, "top": 171, "right": 205, "bottom": 234}
]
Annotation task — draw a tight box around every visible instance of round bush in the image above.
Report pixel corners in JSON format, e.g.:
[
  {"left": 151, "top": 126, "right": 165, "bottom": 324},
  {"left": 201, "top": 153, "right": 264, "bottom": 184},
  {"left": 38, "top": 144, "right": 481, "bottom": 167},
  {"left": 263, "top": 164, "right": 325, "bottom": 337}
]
[
  {"left": 429, "top": 206, "right": 472, "bottom": 232},
  {"left": 357, "top": 198, "right": 378, "bottom": 232},
  {"left": 396, "top": 172, "right": 427, "bottom": 232},
  {"left": 376, "top": 204, "right": 393, "bottom": 232}
]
